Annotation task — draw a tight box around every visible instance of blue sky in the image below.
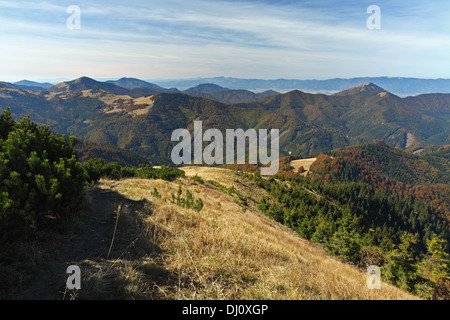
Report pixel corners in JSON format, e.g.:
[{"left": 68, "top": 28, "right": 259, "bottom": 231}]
[{"left": 1, "top": 0, "right": 449, "bottom": 82}]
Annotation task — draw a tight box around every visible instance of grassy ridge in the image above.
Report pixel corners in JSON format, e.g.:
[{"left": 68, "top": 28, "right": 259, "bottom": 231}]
[{"left": 79, "top": 168, "right": 417, "bottom": 300}]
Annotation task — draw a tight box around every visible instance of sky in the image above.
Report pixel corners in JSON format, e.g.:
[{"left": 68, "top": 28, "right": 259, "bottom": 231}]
[{"left": 1, "top": 0, "right": 450, "bottom": 83}]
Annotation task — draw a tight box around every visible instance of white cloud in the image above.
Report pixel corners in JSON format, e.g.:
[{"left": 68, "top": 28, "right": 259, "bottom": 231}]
[{"left": 1, "top": 0, "right": 449, "bottom": 80}]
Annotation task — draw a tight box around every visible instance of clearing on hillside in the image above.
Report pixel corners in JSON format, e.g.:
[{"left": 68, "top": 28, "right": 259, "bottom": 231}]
[{"left": 289, "top": 157, "right": 317, "bottom": 176}]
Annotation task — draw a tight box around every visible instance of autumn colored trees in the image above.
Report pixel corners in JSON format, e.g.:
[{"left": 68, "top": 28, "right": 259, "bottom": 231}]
[{"left": 254, "top": 169, "right": 449, "bottom": 299}]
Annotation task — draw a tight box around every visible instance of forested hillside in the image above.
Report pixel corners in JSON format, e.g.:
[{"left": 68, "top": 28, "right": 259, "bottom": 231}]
[
  {"left": 318, "top": 141, "right": 450, "bottom": 220},
  {"left": 1, "top": 78, "right": 449, "bottom": 165},
  {"left": 253, "top": 141, "right": 449, "bottom": 298}
]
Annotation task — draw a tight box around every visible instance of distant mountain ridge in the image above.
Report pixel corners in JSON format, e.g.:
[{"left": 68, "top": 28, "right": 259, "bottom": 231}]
[
  {"left": 181, "top": 83, "right": 280, "bottom": 104},
  {"left": 6, "top": 76, "right": 450, "bottom": 96},
  {"left": 183, "top": 83, "right": 227, "bottom": 94},
  {"left": 152, "top": 76, "right": 450, "bottom": 96},
  {"left": 5, "top": 76, "right": 450, "bottom": 96},
  {"left": 1, "top": 77, "right": 449, "bottom": 166},
  {"left": 106, "top": 77, "right": 169, "bottom": 92},
  {"left": 3, "top": 80, "right": 54, "bottom": 91},
  {"left": 44, "top": 77, "right": 280, "bottom": 104},
  {"left": 13, "top": 80, "right": 53, "bottom": 91}
]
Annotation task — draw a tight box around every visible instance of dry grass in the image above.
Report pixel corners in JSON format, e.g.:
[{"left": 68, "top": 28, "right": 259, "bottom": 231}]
[
  {"left": 289, "top": 158, "right": 317, "bottom": 176},
  {"left": 11, "top": 166, "right": 417, "bottom": 300},
  {"left": 93, "top": 167, "right": 419, "bottom": 300}
]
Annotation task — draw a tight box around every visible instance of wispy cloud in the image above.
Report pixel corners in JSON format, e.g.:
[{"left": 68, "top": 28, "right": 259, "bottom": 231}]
[{"left": 1, "top": 0, "right": 449, "bottom": 81}]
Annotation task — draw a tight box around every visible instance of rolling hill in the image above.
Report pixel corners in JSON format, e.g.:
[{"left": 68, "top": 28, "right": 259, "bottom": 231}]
[
  {"left": 183, "top": 84, "right": 281, "bottom": 104},
  {"left": 46, "top": 76, "right": 131, "bottom": 96},
  {"left": 106, "top": 77, "right": 168, "bottom": 91},
  {"left": 183, "top": 83, "right": 227, "bottom": 94}
]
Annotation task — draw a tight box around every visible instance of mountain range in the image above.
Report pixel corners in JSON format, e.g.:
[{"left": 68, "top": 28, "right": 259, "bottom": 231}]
[
  {"left": 152, "top": 76, "right": 450, "bottom": 96},
  {"left": 3, "top": 80, "right": 54, "bottom": 91},
  {"left": 0, "top": 76, "right": 449, "bottom": 165},
  {"left": 6, "top": 76, "right": 450, "bottom": 96}
]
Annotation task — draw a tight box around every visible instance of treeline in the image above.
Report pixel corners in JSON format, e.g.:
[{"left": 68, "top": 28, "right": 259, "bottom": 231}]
[
  {"left": 0, "top": 108, "right": 184, "bottom": 241},
  {"left": 249, "top": 172, "right": 449, "bottom": 299},
  {"left": 74, "top": 139, "right": 151, "bottom": 168},
  {"left": 83, "top": 159, "right": 184, "bottom": 183}
]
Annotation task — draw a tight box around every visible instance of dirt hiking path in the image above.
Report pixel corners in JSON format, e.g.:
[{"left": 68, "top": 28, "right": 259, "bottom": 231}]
[{"left": 16, "top": 187, "right": 136, "bottom": 300}]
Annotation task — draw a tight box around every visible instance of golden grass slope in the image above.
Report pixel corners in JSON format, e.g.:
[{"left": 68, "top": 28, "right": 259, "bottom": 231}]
[
  {"left": 86, "top": 166, "right": 418, "bottom": 300},
  {"left": 289, "top": 158, "right": 317, "bottom": 176}
]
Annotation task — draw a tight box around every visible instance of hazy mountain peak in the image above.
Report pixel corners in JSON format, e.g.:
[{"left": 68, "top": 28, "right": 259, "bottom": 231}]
[
  {"left": 47, "top": 76, "right": 130, "bottom": 96},
  {"left": 49, "top": 76, "right": 99, "bottom": 91},
  {"left": 279, "top": 89, "right": 311, "bottom": 98},
  {"left": 107, "top": 77, "right": 167, "bottom": 91},
  {"left": 14, "top": 80, "right": 53, "bottom": 90},
  {"left": 333, "top": 82, "right": 387, "bottom": 96},
  {"left": 183, "top": 83, "right": 227, "bottom": 94},
  {"left": 71, "top": 76, "right": 98, "bottom": 85}
]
